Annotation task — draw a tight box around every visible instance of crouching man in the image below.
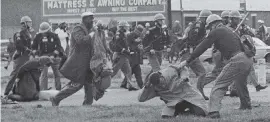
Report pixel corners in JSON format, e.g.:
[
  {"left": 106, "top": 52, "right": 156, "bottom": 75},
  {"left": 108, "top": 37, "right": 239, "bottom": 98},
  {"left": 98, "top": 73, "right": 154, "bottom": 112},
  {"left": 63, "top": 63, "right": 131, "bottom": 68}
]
[
  {"left": 138, "top": 65, "right": 208, "bottom": 118},
  {"left": 3, "top": 56, "right": 53, "bottom": 101}
]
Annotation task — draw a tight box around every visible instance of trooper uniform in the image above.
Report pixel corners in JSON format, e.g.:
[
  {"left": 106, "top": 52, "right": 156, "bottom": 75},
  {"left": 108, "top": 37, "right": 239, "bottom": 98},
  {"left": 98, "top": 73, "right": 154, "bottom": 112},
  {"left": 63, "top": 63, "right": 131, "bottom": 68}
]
[
  {"left": 10, "top": 16, "right": 35, "bottom": 79},
  {"left": 182, "top": 14, "right": 253, "bottom": 118},
  {"left": 32, "top": 22, "right": 63, "bottom": 90},
  {"left": 109, "top": 21, "right": 138, "bottom": 91},
  {"left": 143, "top": 13, "right": 171, "bottom": 83},
  {"left": 180, "top": 10, "right": 212, "bottom": 90},
  {"left": 121, "top": 25, "right": 144, "bottom": 89}
]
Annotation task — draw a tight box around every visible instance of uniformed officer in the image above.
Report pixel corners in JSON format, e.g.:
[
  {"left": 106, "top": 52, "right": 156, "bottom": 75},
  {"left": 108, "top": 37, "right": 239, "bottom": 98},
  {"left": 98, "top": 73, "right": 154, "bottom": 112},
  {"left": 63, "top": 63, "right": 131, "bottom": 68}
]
[
  {"left": 239, "top": 14, "right": 255, "bottom": 37},
  {"left": 120, "top": 25, "right": 145, "bottom": 89},
  {"left": 32, "top": 22, "right": 63, "bottom": 90},
  {"left": 180, "top": 9, "right": 211, "bottom": 91},
  {"left": 257, "top": 20, "right": 267, "bottom": 41},
  {"left": 221, "top": 10, "right": 230, "bottom": 25},
  {"left": 198, "top": 11, "right": 268, "bottom": 100},
  {"left": 142, "top": 13, "right": 171, "bottom": 83},
  {"left": 10, "top": 16, "right": 35, "bottom": 78},
  {"left": 180, "top": 14, "right": 253, "bottom": 118},
  {"left": 109, "top": 20, "right": 138, "bottom": 91},
  {"left": 228, "top": 11, "right": 268, "bottom": 96}
]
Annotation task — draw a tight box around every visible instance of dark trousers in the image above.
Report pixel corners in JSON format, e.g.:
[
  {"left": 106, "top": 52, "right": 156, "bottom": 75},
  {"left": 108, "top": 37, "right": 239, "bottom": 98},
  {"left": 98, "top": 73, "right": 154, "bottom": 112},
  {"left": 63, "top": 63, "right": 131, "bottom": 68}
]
[
  {"left": 121, "top": 64, "right": 143, "bottom": 88},
  {"left": 174, "top": 101, "right": 206, "bottom": 117},
  {"left": 53, "top": 81, "right": 93, "bottom": 105}
]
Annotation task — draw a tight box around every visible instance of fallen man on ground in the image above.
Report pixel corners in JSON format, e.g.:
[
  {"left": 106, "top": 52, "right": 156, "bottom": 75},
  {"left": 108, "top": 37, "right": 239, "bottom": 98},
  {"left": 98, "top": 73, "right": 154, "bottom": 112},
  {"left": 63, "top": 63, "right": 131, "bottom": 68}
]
[
  {"left": 138, "top": 64, "right": 208, "bottom": 118},
  {"left": 2, "top": 56, "right": 53, "bottom": 102}
]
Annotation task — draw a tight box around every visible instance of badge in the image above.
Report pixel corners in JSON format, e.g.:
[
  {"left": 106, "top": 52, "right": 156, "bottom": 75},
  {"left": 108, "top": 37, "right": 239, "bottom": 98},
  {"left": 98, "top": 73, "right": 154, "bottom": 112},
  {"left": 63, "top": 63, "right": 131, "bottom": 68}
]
[
  {"left": 164, "top": 31, "right": 167, "bottom": 35},
  {"left": 51, "top": 38, "right": 54, "bottom": 42},
  {"left": 42, "top": 37, "right": 48, "bottom": 42}
]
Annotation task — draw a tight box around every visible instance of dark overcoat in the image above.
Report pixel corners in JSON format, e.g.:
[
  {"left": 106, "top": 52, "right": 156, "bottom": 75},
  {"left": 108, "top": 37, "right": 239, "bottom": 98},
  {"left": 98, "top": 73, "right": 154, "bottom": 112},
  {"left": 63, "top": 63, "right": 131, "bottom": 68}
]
[{"left": 60, "top": 23, "right": 94, "bottom": 84}]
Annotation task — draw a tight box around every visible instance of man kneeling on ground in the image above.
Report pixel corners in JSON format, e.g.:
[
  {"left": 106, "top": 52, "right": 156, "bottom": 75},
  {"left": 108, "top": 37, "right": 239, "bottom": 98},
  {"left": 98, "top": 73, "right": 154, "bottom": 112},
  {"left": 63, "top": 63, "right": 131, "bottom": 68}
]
[
  {"left": 138, "top": 65, "right": 208, "bottom": 118},
  {"left": 3, "top": 56, "right": 53, "bottom": 101}
]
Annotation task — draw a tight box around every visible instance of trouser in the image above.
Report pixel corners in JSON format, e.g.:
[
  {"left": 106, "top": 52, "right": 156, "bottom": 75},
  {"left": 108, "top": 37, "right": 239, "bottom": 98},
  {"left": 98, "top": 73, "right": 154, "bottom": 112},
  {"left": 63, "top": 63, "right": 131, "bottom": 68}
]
[
  {"left": 144, "top": 51, "right": 163, "bottom": 84},
  {"left": 111, "top": 54, "right": 136, "bottom": 88},
  {"left": 53, "top": 81, "right": 93, "bottom": 105},
  {"left": 230, "top": 65, "right": 259, "bottom": 93},
  {"left": 209, "top": 52, "right": 253, "bottom": 112},
  {"left": 8, "top": 94, "right": 39, "bottom": 102},
  {"left": 121, "top": 64, "right": 143, "bottom": 88},
  {"left": 40, "top": 57, "right": 61, "bottom": 90},
  {"left": 161, "top": 101, "right": 206, "bottom": 117}
]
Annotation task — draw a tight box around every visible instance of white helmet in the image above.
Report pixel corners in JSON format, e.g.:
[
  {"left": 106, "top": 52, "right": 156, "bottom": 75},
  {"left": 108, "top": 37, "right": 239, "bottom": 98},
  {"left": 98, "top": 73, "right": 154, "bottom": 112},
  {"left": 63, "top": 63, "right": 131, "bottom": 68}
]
[{"left": 206, "top": 14, "right": 222, "bottom": 28}]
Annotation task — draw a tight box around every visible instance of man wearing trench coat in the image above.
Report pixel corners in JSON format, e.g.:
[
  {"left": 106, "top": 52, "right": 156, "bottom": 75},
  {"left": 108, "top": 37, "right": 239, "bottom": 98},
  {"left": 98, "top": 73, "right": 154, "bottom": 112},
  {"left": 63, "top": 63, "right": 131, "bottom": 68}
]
[{"left": 50, "top": 12, "right": 95, "bottom": 106}]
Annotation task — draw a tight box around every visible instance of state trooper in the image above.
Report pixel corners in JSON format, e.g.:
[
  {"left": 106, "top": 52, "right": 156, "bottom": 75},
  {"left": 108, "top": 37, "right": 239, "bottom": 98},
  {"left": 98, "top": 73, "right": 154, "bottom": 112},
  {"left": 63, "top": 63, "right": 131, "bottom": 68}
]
[
  {"left": 109, "top": 20, "right": 138, "bottom": 91},
  {"left": 180, "top": 9, "right": 212, "bottom": 93},
  {"left": 32, "top": 22, "right": 63, "bottom": 90},
  {"left": 10, "top": 16, "right": 35, "bottom": 78},
  {"left": 180, "top": 14, "right": 253, "bottom": 118},
  {"left": 198, "top": 11, "right": 267, "bottom": 100},
  {"left": 221, "top": 10, "right": 230, "bottom": 26},
  {"left": 121, "top": 25, "right": 145, "bottom": 89},
  {"left": 142, "top": 13, "right": 171, "bottom": 82},
  {"left": 228, "top": 11, "right": 268, "bottom": 96}
]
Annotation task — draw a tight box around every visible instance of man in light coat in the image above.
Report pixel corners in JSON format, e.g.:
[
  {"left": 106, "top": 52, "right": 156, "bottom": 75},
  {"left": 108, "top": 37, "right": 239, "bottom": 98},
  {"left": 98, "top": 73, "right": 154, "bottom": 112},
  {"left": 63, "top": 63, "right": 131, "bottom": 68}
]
[
  {"left": 138, "top": 65, "right": 208, "bottom": 118},
  {"left": 50, "top": 12, "right": 95, "bottom": 106}
]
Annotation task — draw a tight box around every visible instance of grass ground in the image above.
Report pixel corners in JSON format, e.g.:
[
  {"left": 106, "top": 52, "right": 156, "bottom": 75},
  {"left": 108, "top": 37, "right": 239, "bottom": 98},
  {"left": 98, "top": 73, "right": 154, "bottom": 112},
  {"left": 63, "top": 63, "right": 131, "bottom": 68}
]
[{"left": 1, "top": 60, "right": 270, "bottom": 122}]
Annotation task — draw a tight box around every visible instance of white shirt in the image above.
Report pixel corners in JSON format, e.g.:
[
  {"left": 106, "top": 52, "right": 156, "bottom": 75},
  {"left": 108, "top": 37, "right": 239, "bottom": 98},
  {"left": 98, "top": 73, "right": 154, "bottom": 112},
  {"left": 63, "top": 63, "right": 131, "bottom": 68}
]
[{"left": 55, "top": 28, "right": 69, "bottom": 49}]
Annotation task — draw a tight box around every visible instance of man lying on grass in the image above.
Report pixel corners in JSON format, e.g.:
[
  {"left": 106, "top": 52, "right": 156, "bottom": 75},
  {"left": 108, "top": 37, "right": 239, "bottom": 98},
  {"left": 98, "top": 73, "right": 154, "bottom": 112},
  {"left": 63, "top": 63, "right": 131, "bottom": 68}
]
[
  {"left": 3, "top": 56, "right": 53, "bottom": 102},
  {"left": 138, "top": 65, "right": 208, "bottom": 118}
]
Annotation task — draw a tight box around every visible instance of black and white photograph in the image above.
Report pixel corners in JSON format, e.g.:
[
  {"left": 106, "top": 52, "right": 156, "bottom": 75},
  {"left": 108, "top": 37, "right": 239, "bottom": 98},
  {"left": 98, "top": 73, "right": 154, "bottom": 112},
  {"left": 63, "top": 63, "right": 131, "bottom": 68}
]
[{"left": 1, "top": 0, "right": 270, "bottom": 121}]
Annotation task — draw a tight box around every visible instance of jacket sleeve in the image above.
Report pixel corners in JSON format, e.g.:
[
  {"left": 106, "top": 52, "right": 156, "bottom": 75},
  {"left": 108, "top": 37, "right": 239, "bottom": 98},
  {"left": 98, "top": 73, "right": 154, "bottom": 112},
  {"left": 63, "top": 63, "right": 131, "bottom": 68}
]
[
  {"left": 53, "top": 34, "right": 64, "bottom": 53},
  {"left": 186, "top": 28, "right": 217, "bottom": 64},
  {"left": 16, "top": 60, "right": 40, "bottom": 79},
  {"left": 165, "top": 29, "right": 171, "bottom": 48},
  {"left": 138, "top": 85, "right": 157, "bottom": 102},
  {"left": 142, "top": 31, "right": 152, "bottom": 48},
  {"left": 72, "top": 26, "right": 92, "bottom": 45},
  {"left": 127, "top": 33, "right": 140, "bottom": 52},
  {"left": 31, "top": 34, "right": 39, "bottom": 50}
]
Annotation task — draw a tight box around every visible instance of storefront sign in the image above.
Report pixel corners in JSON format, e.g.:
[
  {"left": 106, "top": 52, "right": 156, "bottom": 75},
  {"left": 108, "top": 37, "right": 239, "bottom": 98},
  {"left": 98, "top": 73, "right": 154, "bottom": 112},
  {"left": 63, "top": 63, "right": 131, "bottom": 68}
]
[{"left": 43, "top": 0, "right": 166, "bottom": 16}]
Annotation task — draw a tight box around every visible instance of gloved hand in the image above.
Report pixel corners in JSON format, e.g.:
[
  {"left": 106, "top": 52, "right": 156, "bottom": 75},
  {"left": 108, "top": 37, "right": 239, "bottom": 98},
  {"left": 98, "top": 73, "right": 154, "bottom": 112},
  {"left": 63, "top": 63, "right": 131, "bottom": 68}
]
[
  {"left": 150, "top": 49, "right": 155, "bottom": 54},
  {"left": 167, "top": 48, "right": 171, "bottom": 52}
]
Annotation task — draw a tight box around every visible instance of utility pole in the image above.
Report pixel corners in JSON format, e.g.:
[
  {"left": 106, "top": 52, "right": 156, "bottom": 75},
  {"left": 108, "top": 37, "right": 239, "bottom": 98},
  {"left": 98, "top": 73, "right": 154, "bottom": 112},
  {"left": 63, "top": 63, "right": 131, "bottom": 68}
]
[
  {"left": 180, "top": 0, "right": 184, "bottom": 33},
  {"left": 167, "top": 0, "right": 172, "bottom": 29}
]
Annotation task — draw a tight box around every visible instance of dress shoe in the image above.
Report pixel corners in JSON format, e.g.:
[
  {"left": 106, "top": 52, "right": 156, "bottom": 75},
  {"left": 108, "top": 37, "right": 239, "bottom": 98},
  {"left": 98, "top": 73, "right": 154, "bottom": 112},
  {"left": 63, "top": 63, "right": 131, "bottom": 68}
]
[
  {"left": 50, "top": 97, "right": 59, "bottom": 106},
  {"left": 206, "top": 111, "right": 220, "bottom": 119},
  {"left": 256, "top": 85, "right": 268, "bottom": 92}
]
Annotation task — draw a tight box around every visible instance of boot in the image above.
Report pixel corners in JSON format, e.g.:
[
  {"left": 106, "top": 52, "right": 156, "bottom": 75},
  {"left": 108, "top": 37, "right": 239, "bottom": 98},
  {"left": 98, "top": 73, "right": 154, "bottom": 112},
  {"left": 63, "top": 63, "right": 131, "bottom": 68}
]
[
  {"left": 50, "top": 97, "right": 60, "bottom": 107},
  {"left": 206, "top": 111, "right": 220, "bottom": 119},
  {"left": 256, "top": 85, "right": 268, "bottom": 92}
]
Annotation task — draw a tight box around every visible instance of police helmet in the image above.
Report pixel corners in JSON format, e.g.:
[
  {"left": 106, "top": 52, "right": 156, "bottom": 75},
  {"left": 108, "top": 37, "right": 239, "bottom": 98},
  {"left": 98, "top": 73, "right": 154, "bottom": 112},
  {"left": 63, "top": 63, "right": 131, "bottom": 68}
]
[{"left": 199, "top": 9, "right": 212, "bottom": 18}]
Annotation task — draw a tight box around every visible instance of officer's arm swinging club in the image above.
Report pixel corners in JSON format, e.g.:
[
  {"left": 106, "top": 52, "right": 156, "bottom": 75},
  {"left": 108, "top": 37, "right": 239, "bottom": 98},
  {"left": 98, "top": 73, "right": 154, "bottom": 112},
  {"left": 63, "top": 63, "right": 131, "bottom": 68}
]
[{"left": 234, "top": 12, "right": 250, "bottom": 33}]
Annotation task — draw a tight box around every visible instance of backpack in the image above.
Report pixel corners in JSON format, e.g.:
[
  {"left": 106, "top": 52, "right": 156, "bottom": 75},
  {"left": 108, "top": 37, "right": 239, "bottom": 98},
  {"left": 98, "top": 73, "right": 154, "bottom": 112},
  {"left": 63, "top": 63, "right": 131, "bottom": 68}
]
[{"left": 240, "top": 35, "right": 256, "bottom": 57}]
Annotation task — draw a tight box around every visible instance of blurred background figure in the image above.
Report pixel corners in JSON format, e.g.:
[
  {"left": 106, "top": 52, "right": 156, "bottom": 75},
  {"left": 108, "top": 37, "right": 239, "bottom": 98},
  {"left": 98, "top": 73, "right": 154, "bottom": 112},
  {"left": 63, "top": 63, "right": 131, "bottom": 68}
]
[
  {"left": 142, "top": 22, "right": 151, "bottom": 38},
  {"left": 172, "top": 20, "right": 182, "bottom": 37},
  {"left": 256, "top": 20, "right": 268, "bottom": 42},
  {"left": 4, "top": 38, "right": 16, "bottom": 70},
  {"left": 55, "top": 22, "right": 70, "bottom": 56}
]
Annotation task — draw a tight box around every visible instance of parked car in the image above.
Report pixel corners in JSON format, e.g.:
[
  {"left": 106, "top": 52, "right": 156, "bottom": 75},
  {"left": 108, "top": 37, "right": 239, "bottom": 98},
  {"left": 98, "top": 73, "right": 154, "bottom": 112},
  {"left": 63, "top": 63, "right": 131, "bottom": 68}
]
[
  {"left": 1, "top": 39, "right": 10, "bottom": 61},
  {"left": 200, "top": 37, "right": 270, "bottom": 63}
]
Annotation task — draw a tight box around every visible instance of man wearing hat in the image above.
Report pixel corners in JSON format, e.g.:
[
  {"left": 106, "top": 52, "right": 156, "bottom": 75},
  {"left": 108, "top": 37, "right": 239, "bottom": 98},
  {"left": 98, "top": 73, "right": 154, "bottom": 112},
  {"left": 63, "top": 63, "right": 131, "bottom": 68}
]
[
  {"left": 32, "top": 22, "right": 63, "bottom": 90},
  {"left": 120, "top": 25, "right": 145, "bottom": 89},
  {"left": 257, "top": 20, "right": 267, "bottom": 41},
  {"left": 221, "top": 10, "right": 230, "bottom": 26},
  {"left": 50, "top": 12, "right": 95, "bottom": 106},
  {"left": 179, "top": 14, "right": 253, "bottom": 118}
]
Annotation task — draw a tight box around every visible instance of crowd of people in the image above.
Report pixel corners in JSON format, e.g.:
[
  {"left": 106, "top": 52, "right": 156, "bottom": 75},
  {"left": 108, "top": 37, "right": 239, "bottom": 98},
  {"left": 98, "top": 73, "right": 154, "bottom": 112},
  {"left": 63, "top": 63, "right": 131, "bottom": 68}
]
[{"left": 1, "top": 9, "right": 269, "bottom": 119}]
